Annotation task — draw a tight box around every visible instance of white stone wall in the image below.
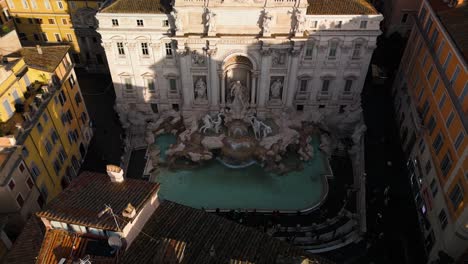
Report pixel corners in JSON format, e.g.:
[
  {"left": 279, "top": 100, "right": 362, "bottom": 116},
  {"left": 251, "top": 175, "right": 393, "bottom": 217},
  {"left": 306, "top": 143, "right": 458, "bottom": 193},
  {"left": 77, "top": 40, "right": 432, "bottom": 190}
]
[{"left": 96, "top": 4, "right": 383, "bottom": 120}]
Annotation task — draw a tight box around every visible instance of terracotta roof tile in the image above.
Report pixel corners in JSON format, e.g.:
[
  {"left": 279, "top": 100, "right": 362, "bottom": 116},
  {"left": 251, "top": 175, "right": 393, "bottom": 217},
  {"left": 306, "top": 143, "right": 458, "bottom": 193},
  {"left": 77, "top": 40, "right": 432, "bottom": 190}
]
[
  {"left": 36, "top": 171, "right": 160, "bottom": 231},
  {"left": 434, "top": 2, "right": 468, "bottom": 61},
  {"left": 36, "top": 229, "right": 116, "bottom": 264},
  {"left": 307, "top": 0, "right": 378, "bottom": 15},
  {"left": 16, "top": 46, "right": 70, "bottom": 72},
  {"left": 5, "top": 216, "right": 45, "bottom": 264},
  {"left": 122, "top": 201, "right": 332, "bottom": 264},
  {"left": 101, "top": 0, "right": 169, "bottom": 14}
]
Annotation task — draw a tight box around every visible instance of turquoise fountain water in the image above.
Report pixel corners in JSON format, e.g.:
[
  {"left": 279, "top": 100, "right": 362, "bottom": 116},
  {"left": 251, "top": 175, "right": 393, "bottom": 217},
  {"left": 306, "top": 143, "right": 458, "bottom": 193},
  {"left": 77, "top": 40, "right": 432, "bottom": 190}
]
[{"left": 153, "top": 134, "right": 329, "bottom": 212}]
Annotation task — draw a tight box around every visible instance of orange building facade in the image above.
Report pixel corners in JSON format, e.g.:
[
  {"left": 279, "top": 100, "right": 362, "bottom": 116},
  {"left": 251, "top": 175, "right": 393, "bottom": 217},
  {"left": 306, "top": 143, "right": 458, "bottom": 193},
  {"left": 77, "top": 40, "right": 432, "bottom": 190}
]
[{"left": 392, "top": 0, "right": 467, "bottom": 262}]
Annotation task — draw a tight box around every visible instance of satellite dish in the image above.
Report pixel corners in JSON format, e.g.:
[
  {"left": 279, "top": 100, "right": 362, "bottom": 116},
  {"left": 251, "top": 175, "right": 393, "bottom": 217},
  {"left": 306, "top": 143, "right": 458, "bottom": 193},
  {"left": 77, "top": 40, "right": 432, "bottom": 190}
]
[{"left": 108, "top": 236, "right": 123, "bottom": 250}]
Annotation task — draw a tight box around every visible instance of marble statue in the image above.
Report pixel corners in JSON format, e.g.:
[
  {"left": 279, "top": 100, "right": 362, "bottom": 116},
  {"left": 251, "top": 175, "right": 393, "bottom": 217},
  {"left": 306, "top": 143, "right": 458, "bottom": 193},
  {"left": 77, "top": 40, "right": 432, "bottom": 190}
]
[
  {"left": 294, "top": 8, "right": 306, "bottom": 33},
  {"left": 199, "top": 114, "right": 214, "bottom": 134},
  {"left": 261, "top": 10, "right": 273, "bottom": 34},
  {"left": 270, "top": 79, "right": 283, "bottom": 99},
  {"left": 351, "top": 123, "right": 367, "bottom": 145},
  {"left": 194, "top": 78, "right": 207, "bottom": 100},
  {"left": 212, "top": 112, "right": 224, "bottom": 134},
  {"left": 249, "top": 116, "right": 272, "bottom": 140},
  {"left": 230, "top": 81, "right": 245, "bottom": 106},
  {"left": 205, "top": 9, "right": 216, "bottom": 33},
  {"left": 171, "top": 9, "right": 182, "bottom": 32},
  {"left": 191, "top": 51, "right": 205, "bottom": 66}
]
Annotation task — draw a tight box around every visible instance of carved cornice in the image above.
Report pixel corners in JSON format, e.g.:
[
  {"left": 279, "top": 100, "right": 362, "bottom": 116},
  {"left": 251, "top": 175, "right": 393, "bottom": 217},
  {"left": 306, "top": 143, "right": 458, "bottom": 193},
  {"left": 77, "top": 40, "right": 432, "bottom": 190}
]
[{"left": 260, "top": 48, "right": 272, "bottom": 56}]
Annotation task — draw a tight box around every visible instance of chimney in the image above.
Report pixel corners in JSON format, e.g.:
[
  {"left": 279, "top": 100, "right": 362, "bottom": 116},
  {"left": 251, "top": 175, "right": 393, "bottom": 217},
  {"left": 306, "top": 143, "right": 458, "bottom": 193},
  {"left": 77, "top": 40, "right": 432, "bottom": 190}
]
[
  {"left": 122, "top": 203, "right": 136, "bottom": 218},
  {"left": 36, "top": 45, "right": 43, "bottom": 55},
  {"left": 106, "top": 164, "right": 124, "bottom": 183}
]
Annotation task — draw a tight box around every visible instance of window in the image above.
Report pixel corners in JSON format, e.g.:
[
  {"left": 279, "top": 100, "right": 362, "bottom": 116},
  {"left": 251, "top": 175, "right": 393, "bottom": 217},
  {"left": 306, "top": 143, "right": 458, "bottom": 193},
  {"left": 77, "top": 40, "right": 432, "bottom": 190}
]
[
  {"left": 335, "top": 21, "right": 342, "bottom": 28},
  {"left": 51, "top": 130, "right": 59, "bottom": 144},
  {"left": 58, "top": 90, "right": 67, "bottom": 106},
  {"left": 432, "top": 133, "right": 443, "bottom": 154},
  {"left": 16, "top": 194, "right": 24, "bottom": 207},
  {"left": 449, "top": 66, "right": 460, "bottom": 87},
  {"left": 70, "top": 224, "right": 87, "bottom": 233},
  {"left": 438, "top": 209, "right": 448, "bottom": 230},
  {"left": 75, "top": 93, "right": 82, "bottom": 104},
  {"left": 425, "top": 18, "right": 433, "bottom": 33},
  {"left": 360, "top": 20, "right": 367, "bottom": 29},
  {"left": 442, "top": 52, "right": 452, "bottom": 70},
  {"left": 328, "top": 42, "right": 338, "bottom": 58},
  {"left": 21, "top": 0, "right": 28, "bottom": 9},
  {"left": 53, "top": 158, "right": 61, "bottom": 174},
  {"left": 18, "top": 32, "right": 27, "bottom": 40},
  {"left": 304, "top": 43, "right": 314, "bottom": 59},
  {"left": 42, "top": 113, "right": 49, "bottom": 123},
  {"left": 321, "top": 80, "right": 330, "bottom": 94},
  {"left": 62, "top": 18, "right": 67, "bottom": 25},
  {"left": 162, "top": 19, "right": 169, "bottom": 27},
  {"left": 296, "top": 105, "right": 304, "bottom": 111},
  {"left": 419, "top": 7, "right": 427, "bottom": 22},
  {"left": 440, "top": 152, "right": 452, "bottom": 176},
  {"left": 352, "top": 43, "right": 362, "bottom": 59},
  {"left": 112, "top": 19, "right": 119, "bottom": 26},
  {"left": 446, "top": 112, "right": 454, "bottom": 128},
  {"left": 117, "top": 42, "right": 125, "bottom": 55},
  {"left": 26, "top": 177, "right": 34, "bottom": 189},
  {"left": 311, "top": 21, "right": 317, "bottom": 28},
  {"left": 401, "top": 13, "right": 408, "bottom": 23},
  {"left": 165, "top": 43, "right": 173, "bottom": 57},
  {"left": 421, "top": 100, "right": 430, "bottom": 120},
  {"left": 7, "top": 0, "right": 14, "bottom": 9},
  {"left": 44, "top": 0, "right": 51, "bottom": 9},
  {"left": 8, "top": 179, "right": 15, "bottom": 190},
  {"left": 54, "top": 33, "right": 61, "bottom": 42},
  {"left": 37, "top": 122, "right": 43, "bottom": 133},
  {"left": 48, "top": 18, "right": 55, "bottom": 24},
  {"left": 69, "top": 74, "right": 76, "bottom": 87},
  {"left": 425, "top": 160, "right": 432, "bottom": 174},
  {"left": 81, "top": 112, "right": 88, "bottom": 123},
  {"left": 430, "top": 30, "right": 438, "bottom": 46},
  {"left": 459, "top": 83, "right": 468, "bottom": 104},
  {"left": 141, "top": 43, "right": 149, "bottom": 56},
  {"left": 169, "top": 78, "right": 177, "bottom": 93},
  {"left": 432, "top": 78, "right": 439, "bottom": 93},
  {"left": 50, "top": 221, "right": 68, "bottom": 230},
  {"left": 124, "top": 78, "right": 133, "bottom": 93},
  {"left": 299, "top": 79, "right": 308, "bottom": 92},
  {"left": 421, "top": 52, "right": 428, "bottom": 66},
  {"left": 436, "top": 40, "right": 445, "bottom": 57},
  {"left": 146, "top": 79, "right": 155, "bottom": 93},
  {"left": 344, "top": 79, "right": 353, "bottom": 94},
  {"left": 449, "top": 183, "right": 463, "bottom": 209},
  {"left": 45, "top": 139, "right": 53, "bottom": 154},
  {"left": 18, "top": 163, "right": 25, "bottom": 173},
  {"left": 3, "top": 99, "right": 13, "bottom": 117},
  {"left": 427, "top": 116, "right": 436, "bottom": 134},
  {"left": 454, "top": 132, "right": 464, "bottom": 150},
  {"left": 58, "top": 148, "right": 67, "bottom": 163},
  {"left": 22, "top": 146, "right": 29, "bottom": 157},
  {"left": 137, "top": 19, "right": 144, "bottom": 26},
  {"left": 438, "top": 93, "right": 446, "bottom": 109},
  {"left": 31, "top": 163, "right": 40, "bottom": 179},
  {"left": 33, "top": 33, "right": 39, "bottom": 41},
  {"left": 419, "top": 138, "right": 426, "bottom": 154},
  {"left": 426, "top": 66, "right": 433, "bottom": 80},
  {"left": 151, "top": 104, "right": 158, "bottom": 113},
  {"left": 69, "top": 1, "right": 75, "bottom": 8},
  {"left": 41, "top": 33, "right": 48, "bottom": 41},
  {"left": 430, "top": 179, "right": 438, "bottom": 197},
  {"left": 57, "top": 1, "right": 64, "bottom": 9}
]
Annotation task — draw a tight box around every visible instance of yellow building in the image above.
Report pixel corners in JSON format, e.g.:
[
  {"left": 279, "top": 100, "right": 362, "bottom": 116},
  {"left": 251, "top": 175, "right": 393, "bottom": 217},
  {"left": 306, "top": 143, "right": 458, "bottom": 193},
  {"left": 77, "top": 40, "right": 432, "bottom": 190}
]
[
  {"left": 5, "top": 0, "right": 107, "bottom": 71},
  {"left": 392, "top": 0, "right": 467, "bottom": 262},
  {"left": 0, "top": 34, "right": 92, "bottom": 207}
]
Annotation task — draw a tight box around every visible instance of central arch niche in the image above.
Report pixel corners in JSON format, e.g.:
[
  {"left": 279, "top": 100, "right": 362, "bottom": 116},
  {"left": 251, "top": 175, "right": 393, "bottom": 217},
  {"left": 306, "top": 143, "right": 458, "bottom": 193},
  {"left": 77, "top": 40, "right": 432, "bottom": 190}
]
[{"left": 221, "top": 55, "right": 255, "bottom": 106}]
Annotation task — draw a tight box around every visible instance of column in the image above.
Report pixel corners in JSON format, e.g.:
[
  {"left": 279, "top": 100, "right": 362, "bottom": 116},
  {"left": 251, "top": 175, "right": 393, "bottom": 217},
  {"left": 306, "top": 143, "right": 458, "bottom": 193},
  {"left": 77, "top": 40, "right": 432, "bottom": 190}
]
[
  {"left": 285, "top": 49, "right": 301, "bottom": 108},
  {"left": 258, "top": 49, "right": 272, "bottom": 110},
  {"left": 250, "top": 71, "right": 259, "bottom": 106},
  {"left": 177, "top": 48, "right": 192, "bottom": 109},
  {"left": 219, "top": 70, "right": 226, "bottom": 106},
  {"left": 209, "top": 53, "right": 219, "bottom": 110}
]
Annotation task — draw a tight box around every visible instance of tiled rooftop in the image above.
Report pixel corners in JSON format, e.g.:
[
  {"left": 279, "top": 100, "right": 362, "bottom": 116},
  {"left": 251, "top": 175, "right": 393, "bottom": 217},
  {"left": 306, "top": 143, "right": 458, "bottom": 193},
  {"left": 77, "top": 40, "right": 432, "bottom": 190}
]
[
  {"left": 37, "top": 171, "right": 160, "bottom": 231},
  {"left": 6, "top": 46, "right": 70, "bottom": 73},
  {"left": 5, "top": 216, "right": 45, "bottom": 264},
  {"left": 122, "top": 200, "right": 332, "bottom": 264},
  {"left": 101, "top": 0, "right": 169, "bottom": 14},
  {"left": 430, "top": 1, "right": 468, "bottom": 61},
  {"left": 307, "top": 0, "right": 378, "bottom": 15}
]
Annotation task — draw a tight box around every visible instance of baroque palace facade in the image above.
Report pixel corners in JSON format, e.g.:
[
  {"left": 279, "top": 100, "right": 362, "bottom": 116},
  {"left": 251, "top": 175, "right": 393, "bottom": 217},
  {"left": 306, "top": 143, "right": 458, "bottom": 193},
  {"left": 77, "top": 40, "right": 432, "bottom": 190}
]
[{"left": 97, "top": 0, "right": 383, "bottom": 134}]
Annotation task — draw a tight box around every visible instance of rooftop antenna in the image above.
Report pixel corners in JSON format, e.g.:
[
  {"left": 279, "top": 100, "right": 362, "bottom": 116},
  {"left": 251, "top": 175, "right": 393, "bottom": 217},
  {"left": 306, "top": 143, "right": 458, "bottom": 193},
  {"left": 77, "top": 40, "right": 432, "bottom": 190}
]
[
  {"left": 97, "top": 204, "right": 122, "bottom": 232},
  {"left": 79, "top": 255, "right": 91, "bottom": 264}
]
